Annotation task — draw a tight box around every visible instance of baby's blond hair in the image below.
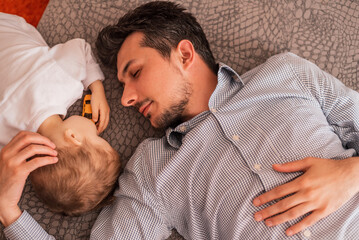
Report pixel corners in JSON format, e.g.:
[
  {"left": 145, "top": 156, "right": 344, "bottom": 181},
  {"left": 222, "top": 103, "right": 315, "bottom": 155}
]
[{"left": 30, "top": 139, "right": 120, "bottom": 216}]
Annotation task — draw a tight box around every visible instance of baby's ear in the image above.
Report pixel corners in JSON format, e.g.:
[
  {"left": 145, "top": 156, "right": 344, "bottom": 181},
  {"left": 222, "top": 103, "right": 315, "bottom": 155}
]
[{"left": 64, "top": 129, "right": 82, "bottom": 146}]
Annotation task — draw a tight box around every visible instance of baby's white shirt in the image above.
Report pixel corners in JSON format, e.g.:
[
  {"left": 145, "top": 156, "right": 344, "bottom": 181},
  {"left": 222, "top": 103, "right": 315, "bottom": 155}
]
[{"left": 0, "top": 13, "right": 105, "bottom": 149}]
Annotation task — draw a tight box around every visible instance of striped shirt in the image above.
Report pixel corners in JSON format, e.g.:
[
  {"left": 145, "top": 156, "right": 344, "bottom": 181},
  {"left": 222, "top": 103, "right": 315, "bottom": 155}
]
[{"left": 5, "top": 52, "right": 359, "bottom": 239}]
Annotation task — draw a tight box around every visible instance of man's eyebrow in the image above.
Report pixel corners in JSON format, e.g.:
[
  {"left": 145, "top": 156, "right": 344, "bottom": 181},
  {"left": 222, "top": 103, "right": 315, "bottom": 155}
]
[{"left": 122, "top": 59, "right": 135, "bottom": 78}]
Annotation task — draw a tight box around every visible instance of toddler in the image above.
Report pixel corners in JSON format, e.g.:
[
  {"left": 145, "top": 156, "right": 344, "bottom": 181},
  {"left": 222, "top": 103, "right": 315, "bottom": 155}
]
[{"left": 0, "top": 12, "right": 121, "bottom": 216}]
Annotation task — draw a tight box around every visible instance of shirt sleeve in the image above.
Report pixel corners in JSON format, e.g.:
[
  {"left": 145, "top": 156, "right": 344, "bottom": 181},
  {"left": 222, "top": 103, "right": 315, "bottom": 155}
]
[
  {"left": 49, "top": 38, "right": 105, "bottom": 90},
  {"left": 4, "top": 211, "right": 55, "bottom": 240},
  {"left": 286, "top": 53, "right": 359, "bottom": 154},
  {"left": 90, "top": 141, "right": 172, "bottom": 240},
  {"left": 81, "top": 40, "right": 105, "bottom": 89}
]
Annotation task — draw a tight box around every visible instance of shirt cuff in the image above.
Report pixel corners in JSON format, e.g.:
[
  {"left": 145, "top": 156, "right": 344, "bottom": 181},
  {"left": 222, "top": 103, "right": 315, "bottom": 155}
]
[
  {"left": 83, "top": 64, "right": 105, "bottom": 90},
  {"left": 4, "top": 210, "right": 53, "bottom": 240}
]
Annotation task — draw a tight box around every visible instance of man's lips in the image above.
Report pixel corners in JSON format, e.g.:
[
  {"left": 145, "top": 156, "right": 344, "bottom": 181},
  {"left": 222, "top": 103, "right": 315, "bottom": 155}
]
[{"left": 139, "top": 101, "right": 152, "bottom": 117}]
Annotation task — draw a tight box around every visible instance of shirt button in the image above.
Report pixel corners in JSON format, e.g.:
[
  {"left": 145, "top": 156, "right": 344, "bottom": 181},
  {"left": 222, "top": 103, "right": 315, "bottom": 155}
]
[
  {"left": 254, "top": 164, "right": 262, "bottom": 171},
  {"left": 303, "top": 229, "right": 311, "bottom": 238},
  {"left": 179, "top": 126, "right": 187, "bottom": 132},
  {"left": 232, "top": 135, "right": 240, "bottom": 141},
  {"left": 211, "top": 108, "right": 217, "bottom": 113}
]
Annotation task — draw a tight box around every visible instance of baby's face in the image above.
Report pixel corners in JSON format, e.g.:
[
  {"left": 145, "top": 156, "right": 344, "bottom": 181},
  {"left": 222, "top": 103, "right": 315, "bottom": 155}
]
[{"left": 62, "top": 115, "right": 112, "bottom": 150}]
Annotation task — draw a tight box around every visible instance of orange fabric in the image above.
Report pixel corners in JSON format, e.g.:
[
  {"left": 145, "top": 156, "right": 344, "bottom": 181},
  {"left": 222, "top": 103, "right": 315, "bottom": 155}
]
[{"left": 0, "top": 0, "right": 49, "bottom": 27}]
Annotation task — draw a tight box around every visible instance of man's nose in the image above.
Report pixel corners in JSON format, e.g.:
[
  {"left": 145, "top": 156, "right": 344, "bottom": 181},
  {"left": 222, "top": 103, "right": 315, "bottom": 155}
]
[{"left": 121, "top": 84, "right": 137, "bottom": 107}]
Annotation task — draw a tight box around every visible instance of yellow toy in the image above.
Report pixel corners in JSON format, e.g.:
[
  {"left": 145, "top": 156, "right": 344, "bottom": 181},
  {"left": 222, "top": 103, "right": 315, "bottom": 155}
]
[{"left": 82, "top": 94, "right": 93, "bottom": 120}]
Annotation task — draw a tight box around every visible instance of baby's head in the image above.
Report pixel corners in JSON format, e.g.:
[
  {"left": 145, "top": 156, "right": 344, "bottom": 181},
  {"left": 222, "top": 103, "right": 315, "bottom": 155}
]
[{"left": 29, "top": 138, "right": 120, "bottom": 216}]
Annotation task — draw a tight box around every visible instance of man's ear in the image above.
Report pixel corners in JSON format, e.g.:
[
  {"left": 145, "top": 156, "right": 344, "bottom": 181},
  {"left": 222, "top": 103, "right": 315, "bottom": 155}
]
[
  {"left": 64, "top": 129, "right": 82, "bottom": 146},
  {"left": 177, "top": 40, "right": 195, "bottom": 69}
]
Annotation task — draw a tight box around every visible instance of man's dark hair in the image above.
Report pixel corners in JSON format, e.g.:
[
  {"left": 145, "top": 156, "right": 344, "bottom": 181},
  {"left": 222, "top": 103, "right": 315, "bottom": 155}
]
[{"left": 96, "top": 1, "right": 217, "bottom": 73}]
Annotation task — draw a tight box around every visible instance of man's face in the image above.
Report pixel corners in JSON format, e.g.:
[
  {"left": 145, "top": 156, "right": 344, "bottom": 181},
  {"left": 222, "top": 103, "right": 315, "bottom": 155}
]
[{"left": 116, "top": 32, "right": 192, "bottom": 129}]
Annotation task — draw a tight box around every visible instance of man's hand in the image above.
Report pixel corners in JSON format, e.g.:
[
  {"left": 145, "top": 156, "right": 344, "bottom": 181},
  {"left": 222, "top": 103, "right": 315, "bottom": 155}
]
[
  {"left": 252, "top": 157, "right": 359, "bottom": 236},
  {"left": 89, "top": 80, "right": 110, "bottom": 134},
  {"left": 0, "top": 131, "right": 58, "bottom": 227}
]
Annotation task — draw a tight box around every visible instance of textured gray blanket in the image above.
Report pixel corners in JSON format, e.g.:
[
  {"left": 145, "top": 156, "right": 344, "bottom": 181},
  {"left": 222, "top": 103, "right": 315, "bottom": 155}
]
[{"left": 1, "top": 0, "right": 358, "bottom": 239}]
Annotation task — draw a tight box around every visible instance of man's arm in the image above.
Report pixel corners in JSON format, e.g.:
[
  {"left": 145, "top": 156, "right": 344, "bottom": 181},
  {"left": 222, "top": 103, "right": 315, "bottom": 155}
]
[
  {"left": 91, "top": 140, "right": 172, "bottom": 239},
  {"left": 0, "top": 131, "right": 57, "bottom": 238},
  {"left": 253, "top": 53, "right": 359, "bottom": 236}
]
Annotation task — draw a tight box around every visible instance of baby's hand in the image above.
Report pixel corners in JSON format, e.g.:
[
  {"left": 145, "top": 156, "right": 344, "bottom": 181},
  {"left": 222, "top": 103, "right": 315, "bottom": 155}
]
[{"left": 89, "top": 80, "right": 110, "bottom": 134}]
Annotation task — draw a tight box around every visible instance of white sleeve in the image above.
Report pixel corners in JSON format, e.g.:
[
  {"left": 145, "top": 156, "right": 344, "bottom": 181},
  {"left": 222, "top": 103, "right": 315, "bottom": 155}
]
[
  {"left": 82, "top": 40, "right": 105, "bottom": 89},
  {"left": 49, "top": 38, "right": 105, "bottom": 90}
]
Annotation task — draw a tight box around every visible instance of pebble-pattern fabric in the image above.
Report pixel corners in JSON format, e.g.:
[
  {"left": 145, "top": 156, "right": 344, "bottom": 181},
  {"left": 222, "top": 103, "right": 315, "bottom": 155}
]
[{"left": 1, "top": 0, "right": 358, "bottom": 239}]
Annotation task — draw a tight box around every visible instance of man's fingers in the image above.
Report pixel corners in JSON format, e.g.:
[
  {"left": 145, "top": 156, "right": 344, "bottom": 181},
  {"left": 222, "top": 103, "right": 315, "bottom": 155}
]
[
  {"left": 253, "top": 180, "right": 299, "bottom": 206},
  {"left": 15, "top": 144, "right": 58, "bottom": 165},
  {"left": 264, "top": 202, "right": 312, "bottom": 227},
  {"left": 15, "top": 131, "right": 55, "bottom": 148},
  {"left": 254, "top": 194, "right": 305, "bottom": 221},
  {"left": 1, "top": 131, "right": 56, "bottom": 159},
  {"left": 286, "top": 211, "right": 323, "bottom": 236},
  {"left": 253, "top": 158, "right": 314, "bottom": 206},
  {"left": 273, "top": 157, "right": 315, "bottom": 173},
  {"left": 25, "top": 155, "right": 58, "bottom": 173}
]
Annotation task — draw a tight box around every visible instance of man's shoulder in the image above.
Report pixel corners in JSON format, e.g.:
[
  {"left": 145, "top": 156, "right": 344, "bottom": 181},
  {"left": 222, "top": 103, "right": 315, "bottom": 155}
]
[
  {"left": 133, "top": 136, "right": 168, "bottom": 156},
  {"left": 240, "top": 51, "right": 317, "bottom": 87},
  {"left": 124, "top": 135, "right": 168, "bottom": 177},
  {"left": 266, "top": 52, "right": 315, "bottom": 69},
  {"left": 266, "top": 52, "right": 304, "bottom": 64},
  {"left": 252, "top": 52, "right": 317, "bottom": 78},
  {"left": 241, "top": 52, "right": 302, "bottom": 79}
]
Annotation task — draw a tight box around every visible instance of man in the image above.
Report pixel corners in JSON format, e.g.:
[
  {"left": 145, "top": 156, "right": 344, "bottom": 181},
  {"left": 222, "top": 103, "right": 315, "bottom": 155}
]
[{"left": 1, "top": 1, "right": 359, "bottom": 239}]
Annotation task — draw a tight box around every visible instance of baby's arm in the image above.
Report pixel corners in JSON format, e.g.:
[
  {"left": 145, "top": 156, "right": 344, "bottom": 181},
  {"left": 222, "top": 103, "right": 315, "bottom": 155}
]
[
  {"left": 79, "top": 39, "right": 109, "bottom": 133},
  {"left": 49, "top": 38, "right": 108, "bottom": 134},
  {"left": 88, "top": 80, "right": 110, "bottom": 134}
]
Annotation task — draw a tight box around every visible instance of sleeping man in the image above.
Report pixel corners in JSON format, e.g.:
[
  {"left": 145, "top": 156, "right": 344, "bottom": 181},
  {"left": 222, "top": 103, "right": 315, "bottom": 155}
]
[{"left": 1, "top": 1, "right": 359, "bottom": 239}]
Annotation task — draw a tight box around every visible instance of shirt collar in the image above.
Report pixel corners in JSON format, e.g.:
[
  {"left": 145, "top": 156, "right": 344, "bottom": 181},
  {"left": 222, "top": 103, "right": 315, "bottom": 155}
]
[
  {"left": 218, "top": 62, "right": 244, "bottom": 85},
  {"left": 207, "top": 63, "right": 245, "bottom": 111},
  {"left": 166, "top": 111, "right": 210, "bottom": 149},
  {"left": 165, "top": 63, "right": 243, "bottom": 149}
]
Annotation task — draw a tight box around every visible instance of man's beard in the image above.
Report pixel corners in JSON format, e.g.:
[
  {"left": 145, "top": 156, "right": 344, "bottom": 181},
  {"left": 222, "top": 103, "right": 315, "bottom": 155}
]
[{"left": 152, "top": 81, "right": 192, "bottom": 129}]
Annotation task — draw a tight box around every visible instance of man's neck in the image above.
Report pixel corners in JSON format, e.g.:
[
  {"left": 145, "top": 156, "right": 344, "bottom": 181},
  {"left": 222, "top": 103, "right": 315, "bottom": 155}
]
[{"left": 182, "top": 60, "right": 218, "bottom": 121}]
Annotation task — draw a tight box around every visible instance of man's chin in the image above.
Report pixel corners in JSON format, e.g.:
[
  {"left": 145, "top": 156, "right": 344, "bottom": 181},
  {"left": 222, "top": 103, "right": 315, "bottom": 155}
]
[
  {"left": 156, "top": 119, "right": 183, "bottom": 130},
  {"left": 150, "top": 117, "right": 168, "bottom": 130},
  {"left": 150, "top": 120, "right": 166, "bottom": 130},
  {"left": 148, "top": 117, "right": 162, "bottom": 129}
]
